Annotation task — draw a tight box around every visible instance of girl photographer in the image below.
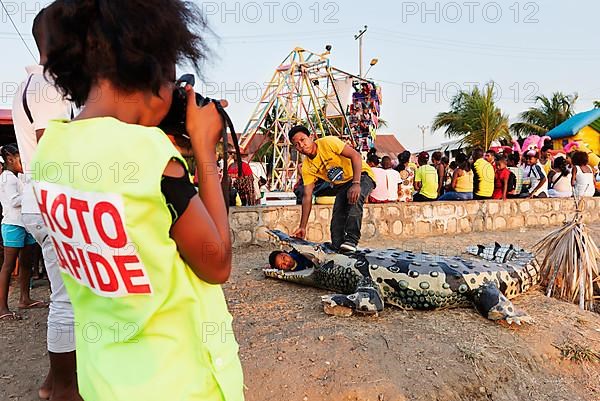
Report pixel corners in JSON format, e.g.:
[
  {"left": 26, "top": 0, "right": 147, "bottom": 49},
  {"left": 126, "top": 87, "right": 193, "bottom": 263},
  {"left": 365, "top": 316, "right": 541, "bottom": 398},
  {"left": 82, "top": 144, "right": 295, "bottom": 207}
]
[{"left": 34, "top": 1, "right": 243, "bottom": 400}]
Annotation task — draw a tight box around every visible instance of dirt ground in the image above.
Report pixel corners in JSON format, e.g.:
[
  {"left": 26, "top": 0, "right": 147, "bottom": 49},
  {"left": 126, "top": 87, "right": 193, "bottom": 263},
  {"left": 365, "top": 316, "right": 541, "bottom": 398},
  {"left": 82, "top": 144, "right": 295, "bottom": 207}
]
[{"left": 2, "top": 225, "right": 600, "bottom": 401}]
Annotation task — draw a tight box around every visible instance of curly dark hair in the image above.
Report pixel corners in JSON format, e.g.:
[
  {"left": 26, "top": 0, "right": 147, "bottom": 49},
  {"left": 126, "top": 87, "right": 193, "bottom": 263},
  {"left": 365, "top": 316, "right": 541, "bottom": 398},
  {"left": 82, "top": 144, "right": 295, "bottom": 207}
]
[
  {"left": 571, "top": 151, "right": 589, "bottom": 167},
  {"left": 32, "top": 7, "right": 46, "bottom": 52},
  {"left": 44, "top": 0, "right": 212, "bottom": 107}
]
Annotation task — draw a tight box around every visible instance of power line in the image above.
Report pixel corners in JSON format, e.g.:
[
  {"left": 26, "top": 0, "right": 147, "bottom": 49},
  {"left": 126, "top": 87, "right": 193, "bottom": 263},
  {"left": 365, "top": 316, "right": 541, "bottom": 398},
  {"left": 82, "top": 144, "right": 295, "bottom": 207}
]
[
  {"left": 369, "top": 33, "right": 600, "bottom": 62},
  {"left": 373, "top": 28, "right": 597, "bottom": 54},
  {"left": 0, "top": 0, "right": 37, "bottom": 61},
  {"left": 220, "top": 31, "right": 351, "bottom": 44},
  {"left": 219, "top": 28, "right": 354, "bottom": 40}
]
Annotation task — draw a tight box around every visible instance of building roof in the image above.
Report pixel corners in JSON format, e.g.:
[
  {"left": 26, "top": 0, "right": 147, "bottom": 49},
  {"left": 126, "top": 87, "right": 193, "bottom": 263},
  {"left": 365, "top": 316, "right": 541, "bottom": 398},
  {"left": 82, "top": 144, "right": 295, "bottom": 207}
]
[
  {"left": 547, "top": 108, "right": 600, "bottom": 139},
  {"left": 422, "top": 139, "right": 463, "bottom": 154},
  {"left": 0, "top": 109, "right": 16, "bottom": 145},
  {"left": 229, "top": 133, "right": 268, "bottom": 157},
  {"left": 0, "top": 109, "right": 12, "bottom": 125},
  {"left": 374, "top": 134, "right": 406, "bottom": 159}
]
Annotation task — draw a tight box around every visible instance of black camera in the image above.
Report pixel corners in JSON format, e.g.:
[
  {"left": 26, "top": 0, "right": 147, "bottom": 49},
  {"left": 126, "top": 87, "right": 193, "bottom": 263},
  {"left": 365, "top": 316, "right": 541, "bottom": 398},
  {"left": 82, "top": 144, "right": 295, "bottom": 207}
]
[
  {"left": 159, "top": 74, "right": 243, "bottom": 209},
  {"left": 158, "top": 74, "right": 207, "bottom": 139}
]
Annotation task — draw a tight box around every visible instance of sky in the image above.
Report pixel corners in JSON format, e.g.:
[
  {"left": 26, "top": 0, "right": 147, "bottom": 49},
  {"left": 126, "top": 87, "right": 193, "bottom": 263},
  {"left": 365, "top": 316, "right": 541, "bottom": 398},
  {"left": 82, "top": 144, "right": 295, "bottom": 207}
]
[{"left": 0, "top": 0, "right": 599, "bottom": 151}]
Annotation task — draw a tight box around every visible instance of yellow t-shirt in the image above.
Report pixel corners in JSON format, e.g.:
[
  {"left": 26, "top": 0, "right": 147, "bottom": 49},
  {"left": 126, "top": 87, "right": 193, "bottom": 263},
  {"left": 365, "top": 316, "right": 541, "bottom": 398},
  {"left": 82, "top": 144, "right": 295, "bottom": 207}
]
[
  {"left": 414, "top": 164, "right": 438, "bottom": 199},
  {"left": 542, "top": 159, "right": 551, "bottom": 175},
  {"left": 473, "top": 158, "right": 495, "bottom": 197},
  {"left": 301, "top": 136, "right": 374, "bottom": 186},
  {"left": 455, "top": 170, "right": 473, "bottom": 193}
]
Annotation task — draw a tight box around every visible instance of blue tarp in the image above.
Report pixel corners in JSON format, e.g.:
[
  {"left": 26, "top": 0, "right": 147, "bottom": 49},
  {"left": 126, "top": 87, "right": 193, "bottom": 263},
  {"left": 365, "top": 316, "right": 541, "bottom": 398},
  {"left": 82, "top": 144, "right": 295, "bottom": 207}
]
[{"left": 547, "top": 109, "right": 600, "bottom": 139}]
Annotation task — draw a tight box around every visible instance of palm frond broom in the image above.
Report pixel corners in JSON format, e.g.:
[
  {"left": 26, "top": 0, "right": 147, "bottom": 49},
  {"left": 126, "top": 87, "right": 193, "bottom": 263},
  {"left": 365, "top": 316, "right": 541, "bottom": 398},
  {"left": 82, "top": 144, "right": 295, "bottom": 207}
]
[{"left": 534, "top": 192, "right": 600, "bottom": 311}]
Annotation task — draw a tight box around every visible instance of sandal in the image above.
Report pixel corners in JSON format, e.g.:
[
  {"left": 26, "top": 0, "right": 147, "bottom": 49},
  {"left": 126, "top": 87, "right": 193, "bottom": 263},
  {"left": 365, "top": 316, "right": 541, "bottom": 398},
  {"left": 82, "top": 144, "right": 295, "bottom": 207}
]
[
  {"left": 0, "top": 312, "right": 22, "bottom": 321},
  {"left": 18, "top": 301, "right": 48, "bottom": 310}
]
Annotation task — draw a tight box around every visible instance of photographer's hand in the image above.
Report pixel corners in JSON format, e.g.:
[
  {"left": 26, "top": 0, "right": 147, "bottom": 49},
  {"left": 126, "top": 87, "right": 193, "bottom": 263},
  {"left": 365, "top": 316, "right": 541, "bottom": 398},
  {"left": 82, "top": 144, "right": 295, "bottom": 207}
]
[
  {"left": 184, "top": 85, "right": 228, "bottom": 146},
  {"left": 169, "top": 86, "right": 232, "bottom": 284}
]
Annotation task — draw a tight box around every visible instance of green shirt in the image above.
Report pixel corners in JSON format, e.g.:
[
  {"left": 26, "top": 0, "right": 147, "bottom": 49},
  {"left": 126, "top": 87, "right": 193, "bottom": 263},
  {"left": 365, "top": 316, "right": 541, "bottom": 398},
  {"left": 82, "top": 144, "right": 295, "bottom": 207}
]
[
  {"left": 414, "top": 164, "right": 438, "bottom": 199},
  {"left": 32, "top": 117, "right": 244, "bottom": 401}
]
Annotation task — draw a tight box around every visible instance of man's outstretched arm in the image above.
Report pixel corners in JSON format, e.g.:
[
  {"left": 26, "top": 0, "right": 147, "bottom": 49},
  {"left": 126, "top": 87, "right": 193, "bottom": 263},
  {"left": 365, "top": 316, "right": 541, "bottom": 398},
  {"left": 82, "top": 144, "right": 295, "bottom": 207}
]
[{"left": 293, "top": 182, "right": 314, "bottom": 239}]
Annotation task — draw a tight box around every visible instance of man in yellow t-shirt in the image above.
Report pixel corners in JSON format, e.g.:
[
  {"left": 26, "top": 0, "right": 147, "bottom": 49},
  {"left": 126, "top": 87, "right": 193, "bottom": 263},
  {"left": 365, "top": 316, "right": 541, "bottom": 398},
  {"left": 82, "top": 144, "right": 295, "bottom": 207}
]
[
  {"left": 290, "top": 126, "right": 375, "bottom": 253},
  {"left": 413, "top": 152, "right": 439, "bottom": 202},
  {"left": 472, "top": 148, "right": 495, "bottom": 199},
  {"left": 540, "top": 145, "right": 552, "bottom": 175}
]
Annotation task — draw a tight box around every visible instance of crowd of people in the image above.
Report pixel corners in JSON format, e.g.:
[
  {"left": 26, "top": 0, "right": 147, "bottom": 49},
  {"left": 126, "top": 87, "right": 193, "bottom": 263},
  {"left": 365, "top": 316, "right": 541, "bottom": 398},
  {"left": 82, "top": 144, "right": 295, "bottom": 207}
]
[{"left": 365, "top": 145, "right": 600, "bottom": 204}]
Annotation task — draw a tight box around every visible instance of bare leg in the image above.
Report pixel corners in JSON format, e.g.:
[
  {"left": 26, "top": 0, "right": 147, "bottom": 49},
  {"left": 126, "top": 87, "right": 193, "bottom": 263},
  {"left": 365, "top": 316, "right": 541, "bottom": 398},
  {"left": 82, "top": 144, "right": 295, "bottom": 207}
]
[
  {"left": 0, "top": 247, "right": 20, "bottom": 316},
  {"left": 49, "top": 351, "right": 83, "bottom": 401},
  {"left": 38, "top": 368, "right": 52, "bottom": 400},
  {"left": 23, "top": 214, "right": 79, "bottom": 400},
  {"left": 17, "top": 244, "right": 45, "bottom": 307},
  {"left": 31, "top": 244, "right": 43, "bottom": 279}
]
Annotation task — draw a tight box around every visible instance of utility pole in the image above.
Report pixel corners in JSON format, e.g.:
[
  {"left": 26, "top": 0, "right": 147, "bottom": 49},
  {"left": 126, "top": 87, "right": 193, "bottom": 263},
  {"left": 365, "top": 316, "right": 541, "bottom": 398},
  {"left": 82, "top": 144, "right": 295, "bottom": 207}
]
[
  {"left": 354, "top": 26, "right": 368, "bottom": 78},
  {"left": 418, "top": 125, "right": 430, "bottom": 151}
]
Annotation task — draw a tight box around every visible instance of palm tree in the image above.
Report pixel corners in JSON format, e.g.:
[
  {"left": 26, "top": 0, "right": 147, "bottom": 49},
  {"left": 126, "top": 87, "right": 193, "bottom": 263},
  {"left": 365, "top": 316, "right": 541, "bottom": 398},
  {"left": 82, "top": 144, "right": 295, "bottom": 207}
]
[
  {"left": 510, "top": 92, "right": 578, "bottom": 138},
  {"left": 432, "top": 82, "right": 510, "bottom": 150},
  {"left": 377, "top": 118, "right": 389, "bottom": 129},
  {"left": 594, "top": 100, "right": 600, "bottom": 109}
]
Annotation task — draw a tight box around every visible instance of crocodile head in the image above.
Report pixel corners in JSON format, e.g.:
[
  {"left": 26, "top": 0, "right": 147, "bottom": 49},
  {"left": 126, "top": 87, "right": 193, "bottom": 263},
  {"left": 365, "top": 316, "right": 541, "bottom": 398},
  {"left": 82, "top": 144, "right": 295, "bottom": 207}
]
[
  {"left": 263, "top": 230, "right": 327, "bottom": 287},
  {"left": 264, "top": 230, "right": 362, "bottom": 293},
  {"left": 472, "top": 282, "right": 533, "bottom": 325}
]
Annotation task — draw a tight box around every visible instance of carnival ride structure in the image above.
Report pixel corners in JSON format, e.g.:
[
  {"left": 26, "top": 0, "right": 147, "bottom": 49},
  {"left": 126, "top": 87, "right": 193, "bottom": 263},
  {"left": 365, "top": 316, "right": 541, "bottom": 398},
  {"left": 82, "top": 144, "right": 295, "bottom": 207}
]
[{"left": 238, "top": 47, "right": 381, "bottom": 192}]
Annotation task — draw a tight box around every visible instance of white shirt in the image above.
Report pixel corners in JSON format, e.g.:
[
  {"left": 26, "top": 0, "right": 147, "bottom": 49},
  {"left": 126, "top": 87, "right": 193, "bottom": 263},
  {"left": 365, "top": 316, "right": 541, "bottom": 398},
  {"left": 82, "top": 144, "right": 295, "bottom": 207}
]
[
  {"left": 574, "top": 166, "right": 595, "bottom": 197},
  {"left": 12, "top": 65, "right": 72, "bottom": 214},
  {"left": 0, "top": 171, "right": 24, "bottom": 226},
  {"left": 384, "top": 168, "right": 401, "bottom": 201},
  {"left": 369, "top": 167, "right": 388, "bottom": 202},
  {"left": 524, "top": 162, "right": 548, "bottom": 197}
]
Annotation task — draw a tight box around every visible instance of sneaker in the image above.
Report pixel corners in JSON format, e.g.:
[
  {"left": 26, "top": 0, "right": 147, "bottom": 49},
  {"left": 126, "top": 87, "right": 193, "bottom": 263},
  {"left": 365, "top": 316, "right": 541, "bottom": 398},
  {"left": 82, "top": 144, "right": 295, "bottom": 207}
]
[{"left": 339, "top": 242, "right": 357, "bottom": 253}]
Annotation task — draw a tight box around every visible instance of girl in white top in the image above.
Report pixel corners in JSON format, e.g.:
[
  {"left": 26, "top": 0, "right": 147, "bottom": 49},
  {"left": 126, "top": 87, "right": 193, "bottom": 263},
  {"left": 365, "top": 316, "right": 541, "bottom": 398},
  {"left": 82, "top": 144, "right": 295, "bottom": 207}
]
[
  {"left": 0, "top": 144, "right": 45, "bottom": 320},
  {"left": 547, "top": 156, "right": 572, "bottom": 198},
  {"left": 571, "top": 151, "right": 596, "bottom": 198}
]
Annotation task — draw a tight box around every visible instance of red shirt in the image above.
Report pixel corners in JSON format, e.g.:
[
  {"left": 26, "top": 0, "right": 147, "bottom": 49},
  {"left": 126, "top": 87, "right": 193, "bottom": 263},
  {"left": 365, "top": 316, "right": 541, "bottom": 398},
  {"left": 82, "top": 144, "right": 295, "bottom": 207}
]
[
  {"left": 493, "top": 167, "right": 510, "bottom": 199},
  {"left": 228, "top": 161, "right": 253, "bottom": 177}
]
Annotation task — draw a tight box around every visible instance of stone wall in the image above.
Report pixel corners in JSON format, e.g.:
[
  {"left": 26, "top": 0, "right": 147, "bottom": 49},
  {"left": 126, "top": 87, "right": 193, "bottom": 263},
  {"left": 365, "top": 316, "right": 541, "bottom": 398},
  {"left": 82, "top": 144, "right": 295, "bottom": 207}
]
[{"left": 229, "top": 198, "right": 600, "bottom": 248}]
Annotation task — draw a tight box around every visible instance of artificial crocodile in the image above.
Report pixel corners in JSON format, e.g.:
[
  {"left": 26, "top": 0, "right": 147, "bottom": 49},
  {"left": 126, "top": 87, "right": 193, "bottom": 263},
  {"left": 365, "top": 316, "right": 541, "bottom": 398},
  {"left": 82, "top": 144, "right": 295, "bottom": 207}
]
[{"left": 263, "top": 230, "right": 540, "bottom": 325}]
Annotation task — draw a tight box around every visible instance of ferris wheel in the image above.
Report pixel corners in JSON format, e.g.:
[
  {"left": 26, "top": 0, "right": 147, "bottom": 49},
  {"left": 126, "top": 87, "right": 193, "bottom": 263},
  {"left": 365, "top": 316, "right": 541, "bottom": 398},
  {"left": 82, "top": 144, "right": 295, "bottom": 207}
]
[{"left": 238, "top": 47, "right": 382, "bottom": 192}]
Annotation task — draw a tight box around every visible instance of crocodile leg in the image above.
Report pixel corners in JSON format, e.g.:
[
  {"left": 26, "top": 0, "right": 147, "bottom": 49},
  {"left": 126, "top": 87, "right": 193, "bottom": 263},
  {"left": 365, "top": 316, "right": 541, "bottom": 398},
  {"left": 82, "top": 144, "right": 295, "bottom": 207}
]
[{"left": 321, "top": 277, "right": 384, "bottom": 316}]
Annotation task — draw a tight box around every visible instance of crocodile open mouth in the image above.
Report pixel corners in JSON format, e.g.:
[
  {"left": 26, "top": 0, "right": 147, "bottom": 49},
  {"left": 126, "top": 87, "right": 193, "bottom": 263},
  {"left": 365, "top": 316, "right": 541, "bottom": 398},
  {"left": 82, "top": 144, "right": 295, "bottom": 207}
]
[{"left": 263, "top": 266, "right": 315, "bottom": 280}]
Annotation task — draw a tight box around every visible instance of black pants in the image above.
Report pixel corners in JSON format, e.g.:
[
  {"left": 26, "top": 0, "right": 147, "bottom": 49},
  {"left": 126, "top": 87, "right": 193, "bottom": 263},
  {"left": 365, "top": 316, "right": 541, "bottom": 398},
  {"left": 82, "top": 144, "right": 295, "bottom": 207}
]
[
  {"left": 473, "top": 194, "right": 492, "bottom": 200},
  {"left": 330, "top": 174, "right": 375, "bottom": 249}
]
